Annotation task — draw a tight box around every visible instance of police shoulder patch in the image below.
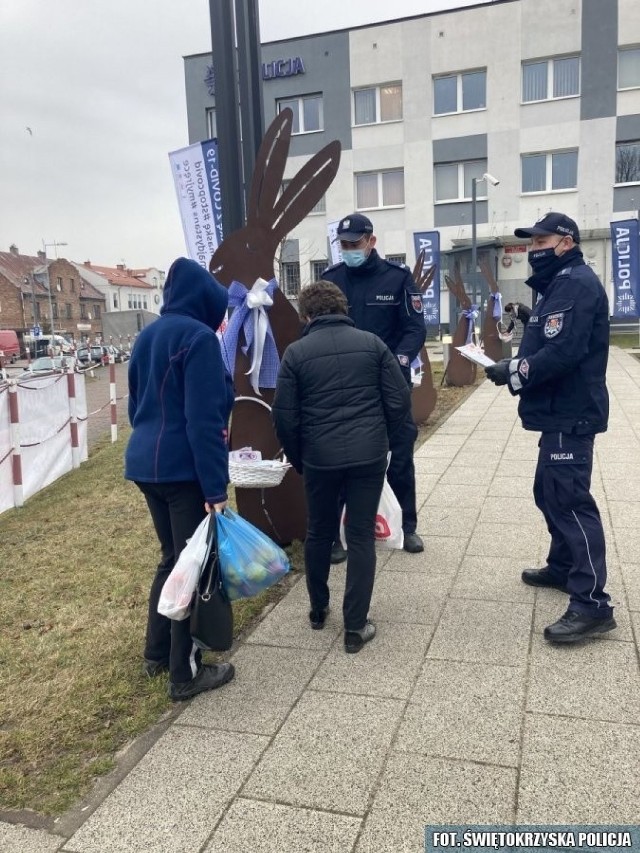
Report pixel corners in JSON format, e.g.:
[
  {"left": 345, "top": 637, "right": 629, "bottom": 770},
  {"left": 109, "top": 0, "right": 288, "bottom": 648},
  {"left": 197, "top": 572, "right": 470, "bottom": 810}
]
[
  {"left": 397, "top": 354, "right": 410, "bottom": 367},
  {"left": 411, "top": 294, "right": 423, "bottom": 314},
  {"left": 518, "top": 358, "right": 530, "bottom": 379},
  {"left": 543, "top": 312, "right": 564, "bottom": 338}
]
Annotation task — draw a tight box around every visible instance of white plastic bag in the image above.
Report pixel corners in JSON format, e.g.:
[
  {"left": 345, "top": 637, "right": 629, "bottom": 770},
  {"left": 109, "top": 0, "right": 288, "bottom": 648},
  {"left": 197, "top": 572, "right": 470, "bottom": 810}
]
[
  {"left": 157, "top": 515, "right": 209, "bottom": 620},
  {"left": 339, "top": 477, "right": 404, "bottom": 551}
]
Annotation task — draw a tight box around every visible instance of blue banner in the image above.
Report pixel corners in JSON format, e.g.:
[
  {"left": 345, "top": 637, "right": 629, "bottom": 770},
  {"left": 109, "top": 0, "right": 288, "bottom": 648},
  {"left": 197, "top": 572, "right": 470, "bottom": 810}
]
[
  {"left": 201, "top": 140, "right": 224, "bottom": 248},
  {"left": 610, "top": 218, "right": 639, "bottom": 318},
  {"left": 413, "top": 231, "right": 440, "bottom": 325}
]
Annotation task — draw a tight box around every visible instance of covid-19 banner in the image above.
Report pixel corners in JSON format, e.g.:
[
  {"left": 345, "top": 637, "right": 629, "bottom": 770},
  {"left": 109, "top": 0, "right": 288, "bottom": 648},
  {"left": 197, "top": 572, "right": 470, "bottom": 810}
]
[
  {"left": 610, "top": 218, "right": 639, "bottom": 318},
  {"left": 169, "top": 140, "right": 224, "bottom": 269},
  {"left": 413, "top": 231, "right": 440, "bottom": 325}
]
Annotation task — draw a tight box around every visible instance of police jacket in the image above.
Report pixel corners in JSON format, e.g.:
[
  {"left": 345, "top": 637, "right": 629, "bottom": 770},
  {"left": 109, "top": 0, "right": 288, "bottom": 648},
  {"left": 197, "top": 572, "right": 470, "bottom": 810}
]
[
  {"left": 272, "top": 314, "right": 411, "bottom": 472},
  {"left": 504, "top": 249, "right": 609, "bottom": 435},
  {"left": 322, "top": 250, "right": 426, "bottom": 381}
]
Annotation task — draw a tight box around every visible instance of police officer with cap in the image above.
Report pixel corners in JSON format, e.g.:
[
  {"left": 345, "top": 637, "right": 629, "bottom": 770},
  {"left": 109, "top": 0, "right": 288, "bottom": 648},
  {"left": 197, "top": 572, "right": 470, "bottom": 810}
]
[
  {"left": 485, "top": 212, "right": 615, "bottom": 643},
  {"left": 322, "top": 213, "right": 426, "bottom": 555}
]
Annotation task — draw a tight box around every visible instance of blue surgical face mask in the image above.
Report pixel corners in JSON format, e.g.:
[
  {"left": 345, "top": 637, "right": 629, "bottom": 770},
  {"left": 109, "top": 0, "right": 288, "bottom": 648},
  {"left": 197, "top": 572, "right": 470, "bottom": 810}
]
[{"left": 342, "top": 249, "right": 368, "bottom": 267}]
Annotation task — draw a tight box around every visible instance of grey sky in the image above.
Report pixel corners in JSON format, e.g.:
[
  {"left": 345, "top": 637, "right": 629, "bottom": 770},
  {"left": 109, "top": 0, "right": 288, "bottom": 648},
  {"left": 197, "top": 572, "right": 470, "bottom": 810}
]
[{"left": 0, "top": 0, "right": 487, "bottom": 270}]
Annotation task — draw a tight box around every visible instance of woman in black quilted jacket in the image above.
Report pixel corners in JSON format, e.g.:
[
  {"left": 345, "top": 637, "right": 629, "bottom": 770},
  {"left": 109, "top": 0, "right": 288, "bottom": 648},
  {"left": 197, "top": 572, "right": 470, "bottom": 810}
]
[{"left": 272, "top": 280, "right": 411, "bottom": 653}]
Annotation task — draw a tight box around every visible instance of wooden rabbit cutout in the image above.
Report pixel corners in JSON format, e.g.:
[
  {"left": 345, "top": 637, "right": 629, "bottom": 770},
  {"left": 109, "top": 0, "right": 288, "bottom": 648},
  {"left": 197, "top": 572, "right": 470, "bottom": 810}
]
[
  {"left": 410, "top": 249, "right": 438, "bottom": 425},
  {"left": 444, "top": 263, "right": 477, "bottom": 387},
  {"left": 478, "top": 256, "right": 504, "bottom": 363},
  {"left": 209, "top": 108, "right": 341, "bottom": 543}
]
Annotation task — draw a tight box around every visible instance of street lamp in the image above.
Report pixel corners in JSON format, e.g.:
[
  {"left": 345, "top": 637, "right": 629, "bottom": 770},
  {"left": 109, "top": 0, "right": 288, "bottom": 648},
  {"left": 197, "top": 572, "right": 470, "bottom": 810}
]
[
  {"left": 42, "top": 240, "right": 68, "bottom": 345},
  {"left": 471, "top": 172, "right": 500, "bottom": 305}
]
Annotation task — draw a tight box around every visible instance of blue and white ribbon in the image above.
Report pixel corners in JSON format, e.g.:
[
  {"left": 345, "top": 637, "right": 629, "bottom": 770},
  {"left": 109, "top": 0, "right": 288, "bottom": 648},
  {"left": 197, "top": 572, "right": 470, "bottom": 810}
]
[
  {"left": 221, "top": 278, "right": 280, "bottom": 395},
  {"left": 463, "top": 304, "right": 479, "bottom": 344},
  {"left": 490, "top": 291, "right": 503, "bottom": 320}
]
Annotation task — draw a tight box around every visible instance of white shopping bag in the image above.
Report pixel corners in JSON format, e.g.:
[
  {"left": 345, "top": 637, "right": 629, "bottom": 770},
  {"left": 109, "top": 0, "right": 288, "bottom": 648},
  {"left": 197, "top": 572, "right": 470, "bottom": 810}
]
[
  {"left": 157, "top": 515, "right": 209, "bottom": 620},
  {"left": 339, "top": 477, "right": 404, "bottom": 551}
]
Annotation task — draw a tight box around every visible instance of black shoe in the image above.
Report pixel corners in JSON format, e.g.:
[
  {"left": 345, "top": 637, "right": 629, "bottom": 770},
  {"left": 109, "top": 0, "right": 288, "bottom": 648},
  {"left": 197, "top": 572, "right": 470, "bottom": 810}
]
[
  {"left": 169, "top": 663, "right": 235, "bottom": 701},
  {"left": 344, "top": 620, "right": 376, "bottom": 653},
  {"left": 143, "top": 658, "right": 169, "bottom": 678},
  {"left": 309, "top": 606, "right": 329, "bottom": 630},
  {"left": 521, "top": 567, "right": 568, "bottom": 592},
  {"left": 544, "top": 609, "right": 617, "bottom": 644},
  {"left": 403, "top": 532, "right": 424, "bottom": 553},
  {"left": 330, "top": 543, "right": 347, "bottom": 564}
]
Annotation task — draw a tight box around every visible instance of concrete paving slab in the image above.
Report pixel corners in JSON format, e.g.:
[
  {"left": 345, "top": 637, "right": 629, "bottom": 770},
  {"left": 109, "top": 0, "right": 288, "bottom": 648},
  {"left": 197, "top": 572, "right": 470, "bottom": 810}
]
[
  {"left": 608, "top": 501, "right": 640, "bottom": 530},
  {"left": 176, "top": 645, "right": 324, "bottom": 735},
  {"left": 450, "top": 555, "right": 536, "bottom": 604},
  {"left": 64, "top": 728, "right": 268, "bottom": 853},
  {"left": 424, "top": 484, "right": 489, "bottom": 506},
  {"left": 396, "top": 660, "right": 525, "bottom": 766},
  {"left": 621, "top": 563, "right": 640, "bottom": 610},
  {"left": 604, "top": 480, "right": 640, "bottom": 503},
  {"left": 417, "top": 503, "right": 481, "bottom": 538},
  {"left": 370, "top": 571, "right": 453, "bottom": 625},
  {"left": 451, "top": 451, "right": 504, "bottom": 468},
  {"left": 414, "top": 457, "right": 454, "bottom": 475},
  {"left": 494, "top": 459, "right": 537, "bottom": 478},
  {"left": 309, "top": 621, "right": 434, "bottom": 699},
  {"left": 427, "top": 599, "right": 532, "bottom": 666},
  {"left": 465, "top": 523, "right": 541, "bottom": 558},
  {"left": 383, "top": 537, "right": 467, "bottom": 574},
  {"left": 0, "top": 824, "right": 63, "bottom": 853},
  {"left": 488, "top": 476, "right": 535, "bottom": 498},
  {"left": 437, "top": 465, "right": 495, "bottom": 486},
  {"left": 476, "top": 497, "right": 538, "bottom": 526},
  {"left": 242, "top": 691, "right": 405, "bottom": 815},
  {"left": 613, "top": 528, "right": 640, "bottom": 562},
  {"left": 355, "top": 752, "right": 517, "bottom": 853},
  {"left": 518, "top": 714, "right": 640, "bottom": 823},
  {"left": 599, "top": 462, "right": 640, "bottom": 479},
  {"left": 204, "top": 799, "right": 361, "bottom": 853},
  {"left": 527, "top": 635, "right": 640, "bottom": 723},
  {"left": 415, "top": 444, "right": 461, "bottom": 459}
]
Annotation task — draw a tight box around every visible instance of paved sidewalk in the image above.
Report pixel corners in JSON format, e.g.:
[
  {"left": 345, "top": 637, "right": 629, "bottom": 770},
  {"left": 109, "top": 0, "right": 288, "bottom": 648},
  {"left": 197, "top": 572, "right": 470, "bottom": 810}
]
[{"left": 3, "top": 348, "right": 640, "bottom": 853}]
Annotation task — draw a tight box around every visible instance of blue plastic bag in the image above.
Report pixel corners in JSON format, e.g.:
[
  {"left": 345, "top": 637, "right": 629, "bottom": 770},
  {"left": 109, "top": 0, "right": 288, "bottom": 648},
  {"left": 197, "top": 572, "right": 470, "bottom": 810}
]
[{"left": 216, "top": 509, "right": 290, "bottom": 601}]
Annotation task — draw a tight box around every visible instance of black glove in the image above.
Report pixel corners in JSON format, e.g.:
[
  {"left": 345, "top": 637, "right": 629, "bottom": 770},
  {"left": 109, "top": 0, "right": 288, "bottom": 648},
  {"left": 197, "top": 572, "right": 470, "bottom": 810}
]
[{"left": 485, "top": 358, "right": 511, "bottom": 386}]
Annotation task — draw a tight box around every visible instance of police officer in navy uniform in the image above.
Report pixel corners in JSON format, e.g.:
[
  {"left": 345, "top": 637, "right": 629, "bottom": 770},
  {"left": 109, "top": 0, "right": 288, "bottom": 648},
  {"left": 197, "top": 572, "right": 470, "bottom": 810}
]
[
  {"left": 322, "top": 213, "right": 427, "bottom": 556},
  {"left": 485, "top": 212, "right": 616, "bottom": 643}
]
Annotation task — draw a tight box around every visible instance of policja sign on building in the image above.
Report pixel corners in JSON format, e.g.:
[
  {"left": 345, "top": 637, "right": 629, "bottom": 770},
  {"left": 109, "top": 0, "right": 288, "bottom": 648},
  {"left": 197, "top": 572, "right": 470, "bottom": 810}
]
[{"left": 610, "top": 218, "right": 639, "bottom": 317}]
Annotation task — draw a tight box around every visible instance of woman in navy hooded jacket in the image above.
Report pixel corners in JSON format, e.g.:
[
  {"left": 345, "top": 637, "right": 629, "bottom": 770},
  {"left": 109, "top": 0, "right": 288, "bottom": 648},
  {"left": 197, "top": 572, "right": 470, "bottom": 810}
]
[{"left": 125, "top": 258, "right": 235, "bottom": 701}]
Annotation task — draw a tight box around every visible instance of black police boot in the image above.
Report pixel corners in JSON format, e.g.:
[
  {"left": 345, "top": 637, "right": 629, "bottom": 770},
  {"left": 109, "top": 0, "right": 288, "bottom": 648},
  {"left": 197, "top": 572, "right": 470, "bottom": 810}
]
[
  {"left": 403, "top": 532, "right": 424, "bottom": 553},
  {"left": 521, "top": 567, "right": 568, "bottom": 592},
  {"left": 169, "top": 663, "right": 235, "bottom": 701},
  {"left": 330, "top": 542, "right": 347, "bottom": 564},
  {"left": 309, "top": 606, "right": 330, "bottom": 630},
  {"left": 544, "top": 609, "right": 617, "bottom": 644}
]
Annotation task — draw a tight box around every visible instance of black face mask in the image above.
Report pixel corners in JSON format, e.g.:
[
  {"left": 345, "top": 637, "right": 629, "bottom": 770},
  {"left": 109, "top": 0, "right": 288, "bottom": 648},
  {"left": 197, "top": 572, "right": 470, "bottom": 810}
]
[{"left": 527, "top": 240, "right": 564, "bottom": 278}]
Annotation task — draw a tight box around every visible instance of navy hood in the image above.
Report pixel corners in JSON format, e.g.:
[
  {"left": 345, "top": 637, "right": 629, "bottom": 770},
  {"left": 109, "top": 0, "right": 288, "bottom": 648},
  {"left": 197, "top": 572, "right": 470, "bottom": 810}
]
[{"left": 160, "top": 257, "right": 228, "bottom": 331}]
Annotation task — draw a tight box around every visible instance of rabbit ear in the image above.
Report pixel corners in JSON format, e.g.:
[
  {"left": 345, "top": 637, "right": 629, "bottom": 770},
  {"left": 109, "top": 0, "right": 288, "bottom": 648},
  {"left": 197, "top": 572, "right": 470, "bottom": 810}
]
[
  {"left": 417, "top": 265, "right": 436, "bottom": 294},
  {"left": 270, "top": 141, "right": 341, "bottom": 242},
  {"left": 246, "top": 109, "right": 293, "bottom": 228},
  {"left": 479, "top": 256, "right": 499, "bottom": 294},
  {"left": 412, "top": 249, "right": 426, "bottom": 281}
]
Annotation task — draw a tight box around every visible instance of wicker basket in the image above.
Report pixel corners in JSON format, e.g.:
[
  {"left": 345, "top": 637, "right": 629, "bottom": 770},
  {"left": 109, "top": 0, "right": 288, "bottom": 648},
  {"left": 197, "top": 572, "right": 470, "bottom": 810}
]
[{"left": 229, "top": 396, "right": 291, "bottom": 488}]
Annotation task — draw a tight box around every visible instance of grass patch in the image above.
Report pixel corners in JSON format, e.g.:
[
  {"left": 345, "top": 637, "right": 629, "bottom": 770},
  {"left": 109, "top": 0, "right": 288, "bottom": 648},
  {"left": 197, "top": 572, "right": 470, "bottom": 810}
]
[
  {"left": 610, "top": 333, "right": 640, "bottom": 349},
  {"left": 0, "top": 365, "right": 475, "bottom": 818},
  {"left": 0, "top": 431, "right": 301, "bottom": 817}
]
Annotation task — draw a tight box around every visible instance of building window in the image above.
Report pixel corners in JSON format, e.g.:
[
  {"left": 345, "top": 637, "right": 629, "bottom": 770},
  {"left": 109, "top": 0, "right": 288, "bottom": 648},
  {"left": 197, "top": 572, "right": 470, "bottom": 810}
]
[
  {"left": 128, "top": 297, "right": 132, "bottom": 309},
  {"left": 433, "top": 70, "right": 486, "bottom": 115},
  {"left": 34, "top": 302, "right": 41, "bottom": 320},
  {"left": 277, "top": 94, "right": 323, "bottom": 134},
  {"left": 354, "top": 83, "right": 402, "bottom": 125},
  {"left": 522, "top": 56, "right": 580, "bottom": 102},
  {"left": 80, "top": 304, "right": 87, "bottom": 319},
  {"left": 143, "top": 298, "right": 148, "bottom": 310},
  {"left": 283, "top": 179, "right": 325, "bottom": 213},
  {"left": 113, "top": 293, "right": 118, "bottom": 309},
  {"left": 206, "top": 107, "right": 217, "bottom": 139},
  {"left": 356, "top": 169, "right": 404, "bottom": 208},
  {"left": 521, "top": 150, "right": 578, "bottom": 193},
  {"left": 65, "top": 303, "right": 72, "bottom": 319},
  {"left": 310, "top": 260, "right": 327, "bottom": 282},
  {"left": 280, "top": 262, "right": 301, "bottom": 297},
  {"left": 52, "top": 302, "right": 59, "bottom": 320},
  {"left": 434, "top": 159, "right": 488, "bottom": 202},
  {"left": 386, "top": 254, "right": 406, "bottom": 266},
  {"left": 616, "top": 141, "right": 640, "bottom": 184},
  {"left": 619, "top": 47, "right": 640, "bottom": 89},
  {"left": 56, "top": 276, "right": 63, "bottom": 292},
  {"left": 93, "top": 304, "right": 101, "bottom": 319},
  {"left": 70, "top": 278, "right": 75, "bottom": 293}
]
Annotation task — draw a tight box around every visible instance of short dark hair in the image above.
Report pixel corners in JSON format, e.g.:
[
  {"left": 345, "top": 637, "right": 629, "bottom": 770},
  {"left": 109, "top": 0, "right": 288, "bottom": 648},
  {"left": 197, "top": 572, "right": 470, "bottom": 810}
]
[{"left": 298, "top": 280, "right": 348, "bottom": 319}]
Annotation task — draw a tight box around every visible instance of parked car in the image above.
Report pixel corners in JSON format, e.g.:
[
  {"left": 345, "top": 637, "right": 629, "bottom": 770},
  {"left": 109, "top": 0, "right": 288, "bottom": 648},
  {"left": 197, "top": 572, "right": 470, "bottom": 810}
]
[
  {"left": 89, "top": 345, "right": 108, "bottom": 365},
  {"left": 22, "top": 355, "right": 77, "bottom": 375},
  {"left": 0, "top": 330, "right": 20, "bottom": 363},
  {"left": 76, "top": 346, "right": 91, "bottom": 366}
]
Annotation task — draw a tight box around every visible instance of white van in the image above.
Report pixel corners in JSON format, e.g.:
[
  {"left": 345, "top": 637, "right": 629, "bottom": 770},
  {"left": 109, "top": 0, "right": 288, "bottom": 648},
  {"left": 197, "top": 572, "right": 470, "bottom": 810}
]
[{"left": 24, "top": 334, "right": 74, "bottom": 357}]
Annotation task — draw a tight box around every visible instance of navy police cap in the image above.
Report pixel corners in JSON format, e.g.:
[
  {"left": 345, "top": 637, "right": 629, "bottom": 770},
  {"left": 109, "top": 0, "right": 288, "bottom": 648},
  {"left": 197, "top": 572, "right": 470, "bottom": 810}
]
[
  {"left": 336, "top": 213, "right": 374, "bottom": 242},
  {"left": 514, "top": 211, "right": 580, "bottom": 243}
]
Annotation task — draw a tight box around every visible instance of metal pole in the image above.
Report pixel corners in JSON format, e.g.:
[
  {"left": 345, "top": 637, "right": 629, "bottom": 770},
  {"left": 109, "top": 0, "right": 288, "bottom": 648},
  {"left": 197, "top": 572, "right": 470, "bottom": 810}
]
[
  {"left": 209, "top": 0, "right": 245, "bottom": 236},
  {"left": 235, "top": 0, "right": 265, "bottom": 204},
  {"left": 471, "top": 178, "right": 477, "bottom": 307}
]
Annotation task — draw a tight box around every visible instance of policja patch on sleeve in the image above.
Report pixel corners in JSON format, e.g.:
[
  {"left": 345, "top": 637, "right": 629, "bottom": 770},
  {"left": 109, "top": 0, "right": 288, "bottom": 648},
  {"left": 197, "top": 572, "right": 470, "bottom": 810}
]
[
  {"left": 411, "top": 295, "right": 423, "bottom": 314},
  {"left": 544, "top": 313, "right": 564, "bottom": 338}
]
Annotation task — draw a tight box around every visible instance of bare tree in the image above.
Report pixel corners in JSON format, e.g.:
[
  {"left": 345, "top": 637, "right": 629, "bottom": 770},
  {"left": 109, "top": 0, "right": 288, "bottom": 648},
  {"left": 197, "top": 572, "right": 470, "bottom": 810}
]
[{"left": 615, "top": 143, "right": 640, "bottom": 184}]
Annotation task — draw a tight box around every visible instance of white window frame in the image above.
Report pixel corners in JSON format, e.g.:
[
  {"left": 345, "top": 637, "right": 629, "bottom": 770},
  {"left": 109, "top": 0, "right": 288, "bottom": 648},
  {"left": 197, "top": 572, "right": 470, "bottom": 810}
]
[
  {"left": 618, "top": 46, "right": 640, "bottom": 90},
  {"left": 206, "top": 108, "right": 217, "bottom": 139},
  {"left": 432, "top": 69, "right": 487, "bottom": 116},
  {"left": 355, "top": 169, "right": 405, "bottom": 210},
  {"left": 614, "top": 140, "right": 640, "bottom": 186},
  {"left": 310, "top": 260, "right": 327, "bottom": 282},
  {"left": 521, "top": 56, "right": 580, "bottom": 103},
  {"left": 276, "top": 94, "right": 324, "bottom": 135},
  {"left": 353, "top": 83, "right": 403, "bottom": 126},
  {"left": 280, "top": 261, "right": 301, "bottom": 297},
  {"left": 434, "top": 160, "right": 488, "bottom": 203},
  {"left": 520, "top": 150, "right": 578, "bottom": 194}
]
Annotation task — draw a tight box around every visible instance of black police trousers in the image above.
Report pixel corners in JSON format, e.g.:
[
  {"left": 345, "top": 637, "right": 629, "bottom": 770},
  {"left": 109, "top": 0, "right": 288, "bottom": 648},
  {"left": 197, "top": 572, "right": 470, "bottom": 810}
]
[
  {"left": 136, "top": 480, "right": 206, "bottom": 684},
  {"left": 387, "top": 408, "right": 419, "bottom": 535},
  {"left": 533, "top": 432, "right": 612, "bottom": 617}
]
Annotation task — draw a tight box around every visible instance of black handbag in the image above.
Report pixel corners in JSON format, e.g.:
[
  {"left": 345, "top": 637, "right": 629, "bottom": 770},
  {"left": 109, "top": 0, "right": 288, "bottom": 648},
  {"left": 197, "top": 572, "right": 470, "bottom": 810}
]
[{"left": 190, "top": 514, "right": 234, "bottom": 651}]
